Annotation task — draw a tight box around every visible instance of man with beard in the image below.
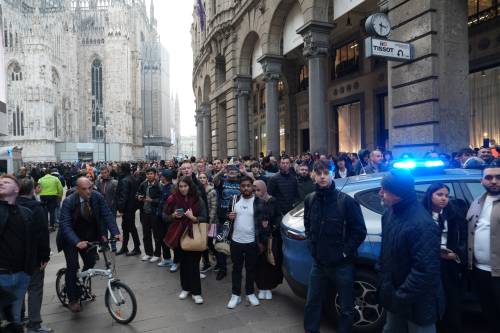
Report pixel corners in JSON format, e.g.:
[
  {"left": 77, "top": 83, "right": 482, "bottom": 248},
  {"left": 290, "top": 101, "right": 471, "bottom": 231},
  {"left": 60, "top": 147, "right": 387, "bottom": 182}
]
[
  {"left": 297, "top": 162, "right": 314, "bottom": 202},
  {"left": 467, "top": 161, "right": 500, "bottom": 333}
]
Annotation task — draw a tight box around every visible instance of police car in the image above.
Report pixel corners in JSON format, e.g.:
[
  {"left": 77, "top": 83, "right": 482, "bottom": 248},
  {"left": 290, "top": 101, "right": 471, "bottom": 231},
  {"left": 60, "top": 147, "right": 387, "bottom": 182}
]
[{"left": 280, "top": 161, "right": 483, "bottom": 332}]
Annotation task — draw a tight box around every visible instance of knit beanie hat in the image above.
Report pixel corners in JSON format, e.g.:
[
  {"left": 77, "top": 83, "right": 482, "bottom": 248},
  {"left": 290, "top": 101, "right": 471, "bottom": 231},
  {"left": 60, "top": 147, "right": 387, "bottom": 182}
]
[{"left": 381, "top": 169, "right": 415, "bottom": 200}]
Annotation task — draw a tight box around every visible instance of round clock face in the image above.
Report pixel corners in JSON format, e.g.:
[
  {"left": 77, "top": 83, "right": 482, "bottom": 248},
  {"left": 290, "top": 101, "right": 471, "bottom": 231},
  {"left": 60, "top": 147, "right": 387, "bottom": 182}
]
[{"left": 367, "top": 13, "right": 391, "bottom": 37}]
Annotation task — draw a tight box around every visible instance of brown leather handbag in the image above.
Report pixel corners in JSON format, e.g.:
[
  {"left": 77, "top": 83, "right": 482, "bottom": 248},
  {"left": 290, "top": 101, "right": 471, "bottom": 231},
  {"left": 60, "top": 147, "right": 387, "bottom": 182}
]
[{"left": 180, "top": 222, "right": 208, "bottom": 252}]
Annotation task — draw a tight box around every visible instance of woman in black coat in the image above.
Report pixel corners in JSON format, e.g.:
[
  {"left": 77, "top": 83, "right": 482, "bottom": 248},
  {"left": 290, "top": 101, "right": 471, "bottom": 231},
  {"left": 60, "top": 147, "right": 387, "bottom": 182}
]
[
  {"left": 423, "top": 183, "right": 467, "bottom": 333},
  {"left": 253, "top": 180, "right": 283, "bottom": 300}
]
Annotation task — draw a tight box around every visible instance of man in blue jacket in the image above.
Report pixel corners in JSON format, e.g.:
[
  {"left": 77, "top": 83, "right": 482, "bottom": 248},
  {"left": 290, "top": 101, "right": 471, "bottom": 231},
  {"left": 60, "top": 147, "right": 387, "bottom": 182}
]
[
  {"left": 56, "top": 177, "right": 121, "bottom": 313},
  {"left": 378, "top": 170, "right": 444, "bottom": 332},
  {"left": 304, "top": 160, "right": 367, "bottom": 333}
]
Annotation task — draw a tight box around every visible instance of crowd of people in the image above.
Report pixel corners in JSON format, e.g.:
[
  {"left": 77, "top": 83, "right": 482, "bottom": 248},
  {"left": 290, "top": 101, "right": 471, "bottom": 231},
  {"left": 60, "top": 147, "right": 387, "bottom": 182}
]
[{"left": 0, "top": 144, "right": 499, "bottom": 333}]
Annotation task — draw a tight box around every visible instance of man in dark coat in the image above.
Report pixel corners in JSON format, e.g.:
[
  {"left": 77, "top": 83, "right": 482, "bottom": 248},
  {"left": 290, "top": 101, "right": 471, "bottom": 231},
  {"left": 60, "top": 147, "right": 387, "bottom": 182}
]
[
  {"left": 267, "top": 156, "right": 299, "bottom": 215},
  {"left": 297, "top": 162, "right": 315, "bottom": 202},
  {"left": 17, "top": 178, "right": 52, "bottom": 333},
  {"left": 115, "top": 163, "right": 141, "bottom": 256},
  {"left": 57, "top": 178, "right": 121, "bottom": 313},
  {"left": 303, "top": 160, "right": 367, "bottom": 333},
  {"left": 377, "top": 169, "right": 444, "bottom": 332}
]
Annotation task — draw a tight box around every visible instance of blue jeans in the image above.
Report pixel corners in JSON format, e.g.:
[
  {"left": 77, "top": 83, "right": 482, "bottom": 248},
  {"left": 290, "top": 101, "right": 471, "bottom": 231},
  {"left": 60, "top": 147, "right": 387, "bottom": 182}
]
[
  {"left": 383, "top": 312, "right": 436, "bottom": 333},
  {"left": 0, "top": 272, "right": 30, "bottom": 324},
  {"left": 304, "top": 261, "right": 354, "bottom": 333}
]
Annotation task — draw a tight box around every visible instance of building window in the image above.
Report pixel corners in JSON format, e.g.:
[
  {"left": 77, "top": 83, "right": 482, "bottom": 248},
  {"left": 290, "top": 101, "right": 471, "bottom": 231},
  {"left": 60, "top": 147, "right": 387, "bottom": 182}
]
[
  {"left": 468, "top": 0, "right": 499, "bottom": 25},
  {"left": 332, "top": 40, "right": 360, "bottom": 80},
  {"left": 54, "top": 109, "right": 58, "bottom": 137},
  {"left": 337, "top": 102, "right": 361, "bottom": 153},
  {"left": 91, "top": 59, "right": 103, "bottom": 140},
  {"left": 278, "top": 80, "right": 285, "bottom": 100},
  {"left": 215, "top": 54, "right": 226, "bottom": 87},
  {"left": 259, "top": 88, "right": 266, "bottom": 111},
  {"left": 298, "top": 65, "right": 309, "bottom": 92},
  {"left": 12, "top": 106, "right": 24, "bottom": 137},
  {"left": 9, "top": 63, "right": 22, "bottom": 81}
]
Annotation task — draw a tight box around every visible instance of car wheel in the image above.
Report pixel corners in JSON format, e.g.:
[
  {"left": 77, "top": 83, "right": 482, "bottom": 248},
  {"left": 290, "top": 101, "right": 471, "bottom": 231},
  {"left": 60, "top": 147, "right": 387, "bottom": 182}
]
[{"left": 328, "top": 269, "right": 385, "bottom": 333}]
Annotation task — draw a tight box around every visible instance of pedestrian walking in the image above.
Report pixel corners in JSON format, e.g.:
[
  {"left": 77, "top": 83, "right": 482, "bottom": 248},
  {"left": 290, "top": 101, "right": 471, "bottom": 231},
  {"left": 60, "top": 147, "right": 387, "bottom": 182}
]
[
  {"left": 226, "top": 176, "right": 266, "bottom": 309},
  {"left": 378, "top": 169, "right": 444, "bottom": 333},
  {"left": 17, "top": 178, "right": 52, "bottom": 333},
  {"left": 166, "top": 176, "right": 207, "bottom": 304},
  {"left": 0, "top": 175, "right": 37, "bottom": 332},
  {"left": 136, "top": 168, "right": 164, "bottom": 263},
  {"left": 115, "top": 163, "right": 141, "bottom": 256},
  {"left": 253, "top": 180, "right": 282, "bottom": 300},
  {"left": 466, "top": 162, "right": 500, "bottom": 333},
  {"left": 423, "top": 183, "right": 467, "bottom": 333},
  {"left": 303, "top": 160, "right": 367, "bottom": 333}
]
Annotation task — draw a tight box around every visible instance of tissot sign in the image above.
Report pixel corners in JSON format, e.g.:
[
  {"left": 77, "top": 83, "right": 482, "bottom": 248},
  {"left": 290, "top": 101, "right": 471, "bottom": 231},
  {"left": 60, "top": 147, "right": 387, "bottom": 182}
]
[{"left": 364, "top": 37, "right": 413, "bottom": 62}]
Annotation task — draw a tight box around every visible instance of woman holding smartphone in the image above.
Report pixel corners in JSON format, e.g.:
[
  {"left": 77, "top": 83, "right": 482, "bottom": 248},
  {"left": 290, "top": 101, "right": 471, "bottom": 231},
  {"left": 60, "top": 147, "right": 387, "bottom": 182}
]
[
  {"left": 166, "top": 176, "right": 208, "bottom": 304},
  {"left": 422, "top": 183, "right": 467, "bottom": 333}
]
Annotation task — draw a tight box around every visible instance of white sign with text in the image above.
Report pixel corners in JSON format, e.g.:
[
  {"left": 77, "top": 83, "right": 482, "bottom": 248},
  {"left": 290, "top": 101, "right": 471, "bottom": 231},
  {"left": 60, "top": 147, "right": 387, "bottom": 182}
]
[{"left": 364, "top": 37, "right": 413, "bottom": 61}]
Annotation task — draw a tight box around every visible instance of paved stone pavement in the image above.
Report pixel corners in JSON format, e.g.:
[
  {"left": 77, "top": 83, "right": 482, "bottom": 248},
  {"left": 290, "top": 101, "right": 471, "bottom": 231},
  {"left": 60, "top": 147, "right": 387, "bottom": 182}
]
[
  {"left": 40, "top": 219, "right": 336, "bottom": 333},
  {"left": 40, "top": 218, "right": 487, "bottom": 333}
]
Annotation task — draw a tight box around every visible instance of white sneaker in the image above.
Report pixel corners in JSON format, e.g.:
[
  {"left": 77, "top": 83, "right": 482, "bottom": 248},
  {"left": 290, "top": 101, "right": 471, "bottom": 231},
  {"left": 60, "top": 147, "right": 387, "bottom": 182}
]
[
  {"left": 257, "top": 290, "right": 266, "bottom": 300},
  {"left": 200, "top": 273, "right": 207, "bottom": 279},
  {"left": 192, "top": 295, "right": 204, "bottom": 304},
  {"left": 170, "top": 263, "right": 179, "bottom": 272},
  {"left": 178, "top": 290, "right": 190, "bottom": 299},
  {"left": 246, "top": 294, "right": 260, "bottom": 306},
  {"left": 149, "top": 256, "right": 160, "bottom": 263},
  {"left": 265, "top": 290, "right": 273, "bottom": 300},
  {"left": 141, "top": 255, "right": 151, "bottom": 261},
  {"left": 227, "top": 294, "right": 241, "bottom": 309}
]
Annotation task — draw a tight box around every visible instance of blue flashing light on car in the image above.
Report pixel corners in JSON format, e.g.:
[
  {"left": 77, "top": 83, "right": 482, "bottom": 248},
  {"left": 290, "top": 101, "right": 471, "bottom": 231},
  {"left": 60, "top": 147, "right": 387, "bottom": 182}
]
[{"left": 392, "top": 159, "right": 444, "bottom": 170}]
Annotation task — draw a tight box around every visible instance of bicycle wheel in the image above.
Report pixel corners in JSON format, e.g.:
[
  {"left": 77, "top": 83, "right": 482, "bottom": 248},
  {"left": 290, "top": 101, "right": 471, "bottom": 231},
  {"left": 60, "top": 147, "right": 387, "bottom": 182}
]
[
  {"left": 104, "top": 280, "right": 137, "bottom": 324},
  {"left": 55, "top": 268, "right": 69, "bottom": 306}
]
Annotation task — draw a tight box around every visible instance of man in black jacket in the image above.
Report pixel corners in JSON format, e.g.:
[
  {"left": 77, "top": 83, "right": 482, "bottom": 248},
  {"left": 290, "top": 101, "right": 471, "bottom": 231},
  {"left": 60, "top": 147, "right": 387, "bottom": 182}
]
[
  {"left": 0, "top": 175, "right": 34, "bottom": 332},
  {"left": 115, "top": 163, "right": 141, "bottom": 256},
  {"left": 136, "top": 167, "right": 163, "bottom": 263},
  {"left": 378, "top": 170, "right": 444, "bottom": 332},
  {"left": 304, "top": 160, "right": 367, "bottom": 333},
  {"left": 297, "top": 162, "right": 314, "bottom": 201},
  {"left": 17, "top": 178, "right": 52, "bottom": 333},
  {"left": 268, "top": 156, "right": 299, "bottom": 215}
]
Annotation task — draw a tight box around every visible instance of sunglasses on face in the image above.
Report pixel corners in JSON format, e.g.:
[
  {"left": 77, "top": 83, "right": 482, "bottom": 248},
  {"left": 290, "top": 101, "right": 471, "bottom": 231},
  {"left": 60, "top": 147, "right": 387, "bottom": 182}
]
[{"left": 484, "top": 174, "right": 500, "bottom": 181}]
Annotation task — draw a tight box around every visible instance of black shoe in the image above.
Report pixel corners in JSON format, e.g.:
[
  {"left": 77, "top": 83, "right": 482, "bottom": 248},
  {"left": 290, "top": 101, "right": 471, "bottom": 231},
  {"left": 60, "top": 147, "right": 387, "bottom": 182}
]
[
  {"left": 126, "top": 248, "right": 141, "bottom": 256},
  {"left": 116, "top": 248, "right": 128, "bottom": 256},
  {"left": 216, "top": 271, "right": 226, "bottom": 281}
]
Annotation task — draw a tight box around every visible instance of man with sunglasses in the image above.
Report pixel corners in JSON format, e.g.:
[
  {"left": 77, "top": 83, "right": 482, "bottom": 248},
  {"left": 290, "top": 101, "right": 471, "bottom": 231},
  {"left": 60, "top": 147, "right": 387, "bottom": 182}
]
[{"left": 467, "top": 160, "right": 500, "bottom": 333}]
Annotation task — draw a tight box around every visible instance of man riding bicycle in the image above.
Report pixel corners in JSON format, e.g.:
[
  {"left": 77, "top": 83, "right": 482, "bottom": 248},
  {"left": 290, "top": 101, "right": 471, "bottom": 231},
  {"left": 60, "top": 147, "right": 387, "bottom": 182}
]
[{"left": 56, "top": 177, "right": 122, "bottom": 313}]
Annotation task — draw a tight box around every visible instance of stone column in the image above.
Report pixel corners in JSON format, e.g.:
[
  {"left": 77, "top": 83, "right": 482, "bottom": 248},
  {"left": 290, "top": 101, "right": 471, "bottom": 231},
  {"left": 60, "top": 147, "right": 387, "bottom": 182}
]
[
  {"left": 298, "top": 21, "right": 333, "bottom": 155},
  {"left": 387, "top": 0, "right": 469, "bottom": 155},
  {"left": 195, "top": 109, "right": 204, "bottom": 157},
  {"left": 234, "top": 75, "right": 252, "bottom": 157},
  {"left": 201, "top": 103, "right": 211, "bottom": 159},
  {"left": 258, "top": 55, "right": 282, "bottom": 157}
]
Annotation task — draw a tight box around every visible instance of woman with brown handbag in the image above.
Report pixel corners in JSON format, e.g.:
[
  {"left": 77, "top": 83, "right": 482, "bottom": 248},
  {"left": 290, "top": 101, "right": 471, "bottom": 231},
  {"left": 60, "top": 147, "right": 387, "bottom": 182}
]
[{"left": 166, "top": 176, "right": 207, "bottom": 304}]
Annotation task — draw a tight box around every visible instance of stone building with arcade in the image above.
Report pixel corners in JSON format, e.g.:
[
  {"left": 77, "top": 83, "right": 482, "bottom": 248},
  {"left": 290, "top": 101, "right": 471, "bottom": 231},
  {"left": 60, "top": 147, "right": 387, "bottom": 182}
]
[{"left": 191, "top": 0, "right": 500, "bottom": 159}]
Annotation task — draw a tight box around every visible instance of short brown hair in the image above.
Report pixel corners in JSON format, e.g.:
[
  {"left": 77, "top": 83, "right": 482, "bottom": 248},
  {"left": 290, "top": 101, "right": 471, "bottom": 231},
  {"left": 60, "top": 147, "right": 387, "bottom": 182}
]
[{"left": 0, "top": 174, "right": 20, "bottom": 189}]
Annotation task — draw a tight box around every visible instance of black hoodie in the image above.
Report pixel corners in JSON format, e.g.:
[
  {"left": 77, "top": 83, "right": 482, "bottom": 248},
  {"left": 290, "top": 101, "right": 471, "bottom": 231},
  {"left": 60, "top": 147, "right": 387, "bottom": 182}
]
[{"left": 16, "top": 196, "right": 51, "bottom": 266}]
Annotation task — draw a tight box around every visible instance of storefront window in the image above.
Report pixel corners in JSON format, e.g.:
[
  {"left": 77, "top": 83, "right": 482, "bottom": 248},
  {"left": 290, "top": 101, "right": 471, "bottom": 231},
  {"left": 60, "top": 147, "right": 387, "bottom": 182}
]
[
  {"left": 280, "top": 117, "right": 285, "bottom": 153},
  {"left": 332, "top": 40, "right": 359, "bottom": 80},
  {"left": 298, "top": 65, "right": 309, "bottom": 92},
  {"left": 468, "top": 0, "right": 499, "bottom": 25},
  {"left": 470, "top": 67, "right": 500, "bottom": 148},
  {"left": 337, "top": 102, "right": 361, "bottom": 153}
]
